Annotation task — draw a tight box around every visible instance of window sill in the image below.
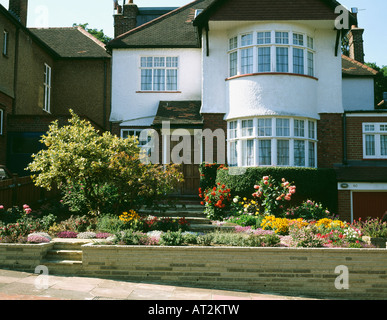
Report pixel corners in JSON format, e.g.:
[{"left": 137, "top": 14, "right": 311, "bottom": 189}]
[
  {"left": 136, "top": 91, "right": 182, "bottom": 93},
  {"left": 225, "top": 72, "right": 318, "bottom": 81}
]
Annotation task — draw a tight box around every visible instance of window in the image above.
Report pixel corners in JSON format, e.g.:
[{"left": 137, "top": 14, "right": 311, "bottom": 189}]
[
  {"left": 0, "top": 109, "right": 3, "bottom": 135},
  {"left": 275, "top": 32, "right": 289, "bottom": 44},
  {"left": 43, "top": 64, "right": 51, "bottom": 113},
  {"left": 258, "top": 47, "right": 271, "bottom": 72},
  {"left": 140, "top": 57, "right": 178, "bottom": 91},
  {"left": 293, "top": 48, "right": 304, "bottom": 74},
  {"left": 121, "top": 128, "right": 153, "bottom": 156},
  {"left": 2, "top": 30, "right": 8, "bottom": 56},
  {"left": 257, "top": 32, "right": 271, "bottom": 44},
  {"left": 228, "top": 30, "right": 315, "bottom": 77},
  {"left": 227, "top": 117, "right": 317, "bottom": 167},
  {"left": 363, "top": 123, "right": 387, "bottom": 158}
]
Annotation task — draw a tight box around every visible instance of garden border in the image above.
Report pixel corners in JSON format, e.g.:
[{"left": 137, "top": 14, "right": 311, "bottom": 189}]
[{"left": 2, "top": 242, "right": 385, "bottom": 300}]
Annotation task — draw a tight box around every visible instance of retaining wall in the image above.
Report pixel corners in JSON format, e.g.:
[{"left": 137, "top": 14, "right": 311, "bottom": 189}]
[
  {"left": 0, "top": 242, "right": 53, "bottom": 271},
  {"left": 82, "top": 244, "right": 387, "bottom": 300}
]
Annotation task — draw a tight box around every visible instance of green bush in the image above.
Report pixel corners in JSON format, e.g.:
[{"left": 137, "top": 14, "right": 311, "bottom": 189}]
[
  {"left": 159, "top": 230, "right": 185, "bottom": 246},
  {"left": 216, "top": 167, "right": 338, "bottom": 213}
]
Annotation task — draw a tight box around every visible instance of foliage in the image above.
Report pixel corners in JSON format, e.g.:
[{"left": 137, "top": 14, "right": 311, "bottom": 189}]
[
  {"left": 199, "top": 163, "right": 226, "bottom": 191},
  {"left": 216, "top": 167, "right": 338, "bottom": 213},
  {"left": 113, "top": 230, "right": 156, "bottom": 246},
  {"left": 285, "top": 200, "right": 331, "bottom": 220},
  {"left": 352, "top": 217, "right": 387, "bottom": 238},
  {"left": 200, "top": 183, "right": 232, "bottom": 220},
  {"left": 288, "top": 224, "right": 325, "bottom": 248},
  {"left": 252, "top": 176, "right": 296, "bottom": 217},
  {"left": 27, "top": 110, "right": 183, "bottom": 216},
  {"left": 224, "top": 214, "right": 263, "bottom": 229},
  {"left": 159, "top": 230, "right": 185, "bottom": 246}
]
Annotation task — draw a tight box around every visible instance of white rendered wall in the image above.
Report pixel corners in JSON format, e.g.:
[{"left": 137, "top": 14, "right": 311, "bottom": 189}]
[
  {"left": 110, "top": 48, "right": 202, "bottom": 125},
  {"left": 342, "top": 77, "right": 375, "bottom": 111},
  {"left": 201, "top": 21, "right": 344, "bottom": 120}
]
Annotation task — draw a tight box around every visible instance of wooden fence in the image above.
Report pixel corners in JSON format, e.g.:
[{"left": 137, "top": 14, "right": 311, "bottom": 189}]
[{"left": 0, "top": 176, "right": 58, "bottom": 209}]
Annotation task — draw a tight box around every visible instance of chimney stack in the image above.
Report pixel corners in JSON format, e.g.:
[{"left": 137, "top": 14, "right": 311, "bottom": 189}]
[
  {"left": 9, "top": 0, "right": 28, "bottom": 26},
  {"left": 348, "top": 8, "right": 365, "bottom": 64},
  {"left": 114, "top": 0, "right": 138, "bottom": 38}
]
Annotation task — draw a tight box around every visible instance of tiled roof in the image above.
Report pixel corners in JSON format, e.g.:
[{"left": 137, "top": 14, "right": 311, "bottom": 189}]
[
  {"left": 107, "top": 0, "right": 215, "bottom": 49},
  {"left": 30, "top": 27, "right": 111, "bottom": 59},
  {"left": 342, "top": 55, "right": 378, "bottom": 77},
  {"left": 152, "top": 101, "right": 203, "bottom": 127}
]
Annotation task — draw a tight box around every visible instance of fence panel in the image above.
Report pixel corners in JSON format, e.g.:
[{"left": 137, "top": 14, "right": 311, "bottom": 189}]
[{"left": 0, "top": 176, "right": 58, "bottom": 208}]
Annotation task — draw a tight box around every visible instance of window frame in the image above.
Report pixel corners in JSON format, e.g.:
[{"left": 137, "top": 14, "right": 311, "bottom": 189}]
[
  {"left": 43, "top": 63, "right": 51, "bottom": 113},
  {"left": 139, "top": 56, "right": 179, "bottom": 92},
  {"left": 362, "top": 123, "right": 387, "bottom": 159},
  {"left": 227, "top": 30, "right": 315, "bottom": 77},
  {"left": 0, "top": 108, "right": 3, "bottom": 135},
  {"left": 2, "top": 30, "right": 9, "bottom": 57},
  {"left": 227, "top": 117, "right": 317, "bottom": 168}
]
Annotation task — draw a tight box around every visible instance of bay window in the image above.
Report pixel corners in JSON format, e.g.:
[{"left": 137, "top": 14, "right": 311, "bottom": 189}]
[
  {"left": 228, "top": 117, "right": 317, "bottom": 168},
  {"left": 227, "top": 30, "right": 315, "bottom": 77}
]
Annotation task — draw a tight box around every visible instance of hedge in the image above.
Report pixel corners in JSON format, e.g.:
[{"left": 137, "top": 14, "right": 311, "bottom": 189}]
[{"left": 215, "top": 167, "right": 338, "bottom": 213}]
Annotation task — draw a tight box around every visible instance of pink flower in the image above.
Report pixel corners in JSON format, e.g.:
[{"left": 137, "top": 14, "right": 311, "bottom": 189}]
[
  {"left": 254, "top": 185, "right": 260, "bottom": 189},
  {"left": 0, "top": 205, "right": 4, "bottom": 210},
  {"left": 25, "top": 208, "right": 32, "bottom": 214},
  {"left": 263, "top": 180, "right": 269, "bottom": 185},
  {"left": 23, "top": 204, "right": 29, "bottom": 209},
  {"left": 263, "top": 176, "right": 269, "bottom": 181}
]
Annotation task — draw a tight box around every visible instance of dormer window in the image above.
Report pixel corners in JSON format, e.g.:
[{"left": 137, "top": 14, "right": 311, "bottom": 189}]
[{"left": 227, "top": 30, "right": 315, "bottom": 78}]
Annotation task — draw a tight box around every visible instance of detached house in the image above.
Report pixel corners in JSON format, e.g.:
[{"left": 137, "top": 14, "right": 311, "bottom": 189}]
[
  {"left": 108, "top": 0, "right": 386, "bottom": 221},
  {"left": 0, "top": 0, "right": 111, "bottom": 175}
]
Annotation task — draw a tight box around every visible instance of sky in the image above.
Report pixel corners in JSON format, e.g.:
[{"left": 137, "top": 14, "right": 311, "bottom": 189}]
[{"left": 0, "top": 0, "right": 386, "bottom": 66}]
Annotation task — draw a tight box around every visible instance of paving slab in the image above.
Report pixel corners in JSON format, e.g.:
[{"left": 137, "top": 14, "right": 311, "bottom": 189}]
[{"left": 0, "top": 269, "right": 320, "bottom": 301}]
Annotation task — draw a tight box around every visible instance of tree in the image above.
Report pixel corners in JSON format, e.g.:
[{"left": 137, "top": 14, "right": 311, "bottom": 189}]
[
  {"left": 27, "top": 110, "right": 183, "bottom": 215},
  {"left": 73, "top": 23, "right": 112, "bottom": 44}
]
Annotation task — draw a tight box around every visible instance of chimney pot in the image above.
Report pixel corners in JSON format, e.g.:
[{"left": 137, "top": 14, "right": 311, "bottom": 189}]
[{"left": 113, "top": 1, "right": 138, "bottom": 38}]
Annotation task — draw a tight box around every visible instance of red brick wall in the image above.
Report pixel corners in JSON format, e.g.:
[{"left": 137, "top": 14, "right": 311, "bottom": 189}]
[
  {"left": 345, "top": 115, "right": 387, "bottom": 161},
  {"left": 337, "top": 190, "right": 351, "bottom": 222},
  {"left": 317, "top": 113, "right": 343, "bottom": 168},
  {"left": 201, "top": 113, "right": 227, "bottom": 164}
]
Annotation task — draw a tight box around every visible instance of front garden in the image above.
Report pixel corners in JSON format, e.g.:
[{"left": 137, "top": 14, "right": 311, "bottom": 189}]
[{"left": 0, "top": 112, "right": 386, "bottom": 249}]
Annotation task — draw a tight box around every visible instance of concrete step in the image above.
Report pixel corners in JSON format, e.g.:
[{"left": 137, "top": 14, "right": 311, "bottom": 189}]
[
  {"left": 45, "top": 249, "right": 82, "bottom": 261},
  {"left": 50, "top": 239, "right": 92, "bottom": 250},
  {"left": 41, "top": 259, "right": 84, "bottom": 275}
]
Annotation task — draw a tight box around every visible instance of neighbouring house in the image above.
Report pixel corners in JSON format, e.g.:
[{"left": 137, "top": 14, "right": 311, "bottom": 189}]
[
  {"left": 0, "top": 0, "right": 111, "bottom": 176},
  {"left": 107, "top": 0, "right": 386, "bottom": 221}
]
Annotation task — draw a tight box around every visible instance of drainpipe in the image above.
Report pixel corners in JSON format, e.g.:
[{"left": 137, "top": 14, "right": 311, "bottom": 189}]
[
  {"left": 12, "top": 26, "right": 20, "bottom": 115},
  {"left": 343, "top": 112, "right": 348, "bottom": 165},
  {"left": 103, "top": 59, "right": 107, "bottom": 131}
]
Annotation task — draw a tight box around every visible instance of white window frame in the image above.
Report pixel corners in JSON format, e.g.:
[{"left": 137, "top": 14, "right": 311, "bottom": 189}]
[
  {"left": 0, "top": 109, "right": 3, "bottom": 135},
  {"left": 227, "top": 117, "right": 318, "bottom": 168},
  {"left": 362, "top": 123, "right": 387, "bottom": 159},
  {"left": 139, "top": 56, "right": 179, "bottom": 92},
  {"left": 227, "top": 30, "right": 315, "bottom": 77},
  {"left": 3, "top": 30, "right": 8, "bottom": 56},
  {"left": 43, "top": 63, "right": 51, "bottom": 113}
]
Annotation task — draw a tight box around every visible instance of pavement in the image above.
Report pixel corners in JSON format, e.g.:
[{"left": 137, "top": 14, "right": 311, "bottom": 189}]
[{"left": 0, "top": 268, "right": 319, "bottom": 301}]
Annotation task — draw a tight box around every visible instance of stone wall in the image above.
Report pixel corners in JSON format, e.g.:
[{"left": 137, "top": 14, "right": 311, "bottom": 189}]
[
  {"left": 82, "top": 244, "right": 387, "bottom": 300},
  {"left": 0, "top": 243, "right": 53, "bottom": 271}
]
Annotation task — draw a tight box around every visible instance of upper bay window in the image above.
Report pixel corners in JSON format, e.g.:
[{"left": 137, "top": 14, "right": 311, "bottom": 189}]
[
  {"left": 140, "top": 56, "right": 178, "bottom": 91},
  {"left": 227, "top": 117, "right": 317, "bottom": 168},
  {"left": 228, "top": 30, "right": 315, "bottom": 78}
]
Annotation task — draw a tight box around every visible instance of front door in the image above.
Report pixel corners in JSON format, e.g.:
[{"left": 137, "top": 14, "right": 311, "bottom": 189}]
[{"left": 167, "top": 132, "right": 201, "bottom": 195}]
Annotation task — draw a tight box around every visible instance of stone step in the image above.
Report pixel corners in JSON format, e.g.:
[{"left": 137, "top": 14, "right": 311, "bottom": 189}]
[
  {"left": 50, "top": 239, "right": 92, "bottom": 250},
  {"left": 41, "top": 259, "right": 84, "bottom": 276},
  {"left": 139, "top": 210, "right": 206, "bottom": 218},
  {"left": 45, "top": 249, "right": 82, "bottom": 261}
]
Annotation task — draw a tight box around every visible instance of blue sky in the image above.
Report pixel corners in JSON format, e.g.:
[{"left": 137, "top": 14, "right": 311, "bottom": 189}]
[{"left": 1, "top": 0, "right": 386, "bottom": 66}]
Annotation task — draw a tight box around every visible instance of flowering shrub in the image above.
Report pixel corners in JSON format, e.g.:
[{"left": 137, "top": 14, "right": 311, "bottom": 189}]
[
  {"left": 56, "top": 231, "right": 78, "bottom": 238},
  {"left": 200, "top": 183, "right": 232, "bottom": 220},
  {"left": 27, "top": 233, "right": 51, "bottom": 243},
  {"left": 285, "top": 200, "right": 331, "bottom": 220},
  {"left": 261, "top": 215, "right": 308, "bottom": 235},
  {"left": 252, "top": 176, "right": 296, "bottom": 217},
  {"left": 352, "top": 217, "right": 387, "bottom": 238},
  {"left": 0, "top": 221, "right": 41, "bottom": 243},
  {"left": 95, "top": 232, "right": 112, "bottom": 239},
  {"left": 77, "top": 231, "right": 97, "bottom": 239}
]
